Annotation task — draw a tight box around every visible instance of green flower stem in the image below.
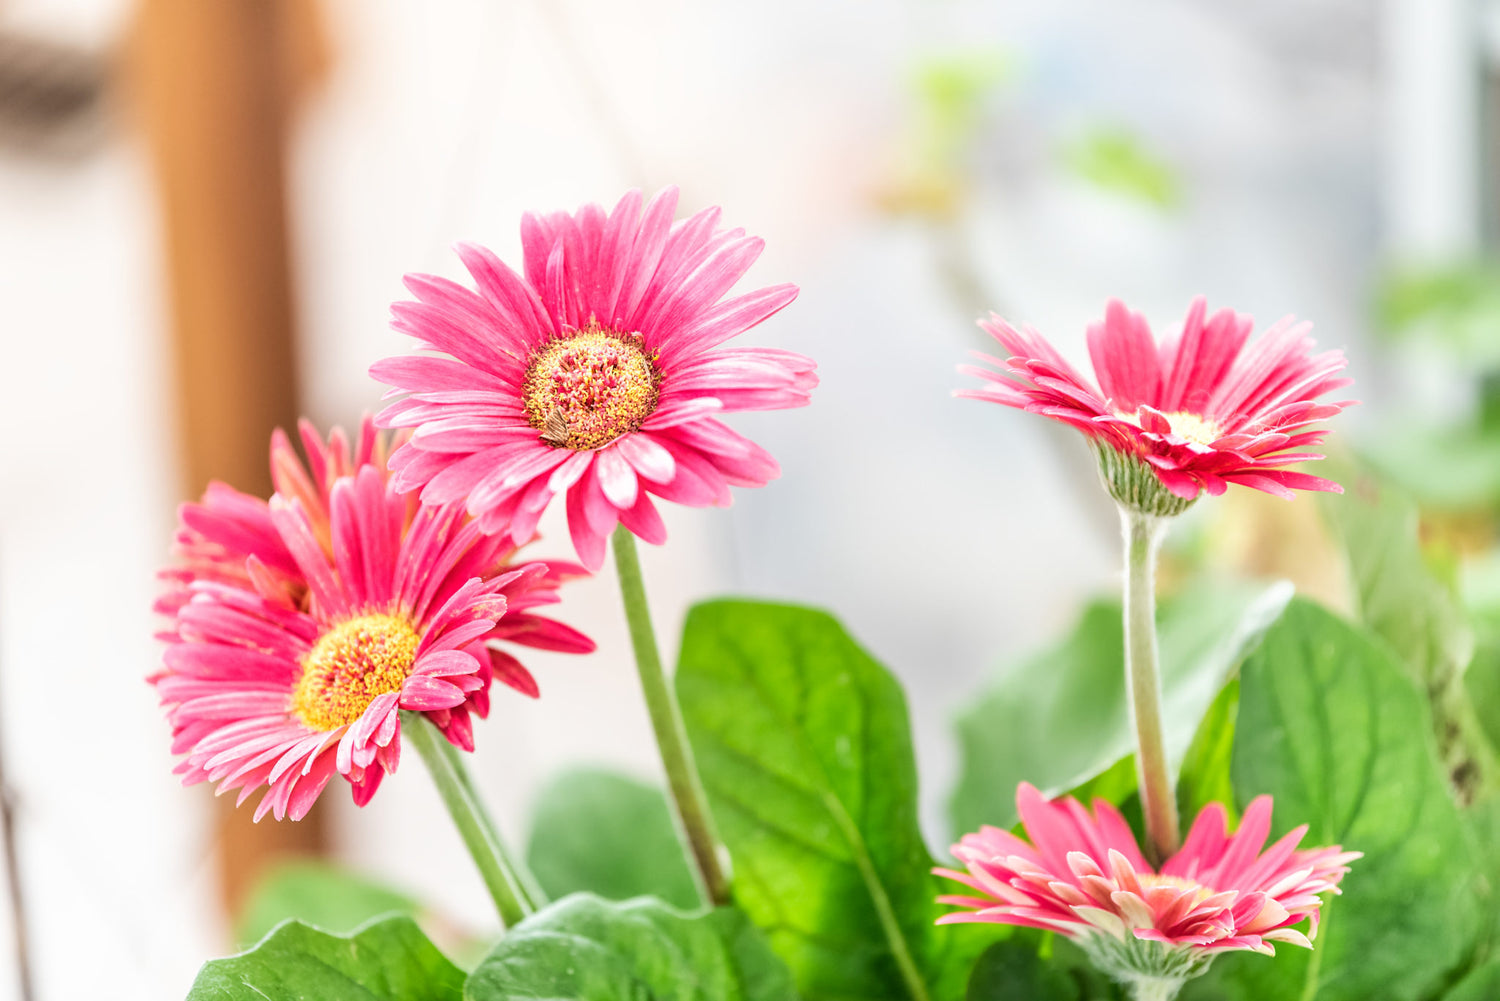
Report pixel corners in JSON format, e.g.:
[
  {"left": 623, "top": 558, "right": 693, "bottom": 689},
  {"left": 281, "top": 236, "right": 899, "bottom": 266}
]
[
  {"left": 1121, "top": 508, "right": 1180, "bottom": 863},
  {"left": 1131, "top": 977, "right": 1182, "bottom": 1001},
  {"left": 404, "top": 711, "right": 533, "bottom": 927},
  {"left": 433, "top": 732, "right": 548, "bottom": 912},
  {"left": 611, "top": 525, "right": 732, "bottom": 907}
]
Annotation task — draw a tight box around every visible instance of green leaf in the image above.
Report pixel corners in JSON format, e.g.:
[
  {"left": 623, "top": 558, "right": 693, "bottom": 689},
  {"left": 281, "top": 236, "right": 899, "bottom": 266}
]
[
  {"left": 526, "top": 768, "right": 699, "bottom": 910},
  {"left": 1446, "top": 961, "right": 1500, "bottom": 1001},
  {"left": 964, "top": 936, "right": 1120, "bottom": 1001},
  {"left": 1320, "top": 481, "right": 1473, "bottom": 689},
  {"left": 235, "top": 860, "right": 417, "bottom": 947},
  {"left": 964, "top": 940, "right": 1081, "bottom": 1001},
  {"left": 1322, "top": 477, "right": 1497, "bottom": 797},
  {"left": 187, "top": 914, "right": 464, "bottom": 1001},
  {"left": 676, "top": 600, "right": 995, "bottom": 1001},
  {"left": 951, "top": 581, "right": 1291, "bottom": 836},
  {"left": 1175, "top": 679, "right": 1239, "bottom": 827},
  {"left": 463, "top": 894, "right": 794, "bottom": 1001},
  {"left": 1182, "top": 599, "right": 1485, "bottom": 1001},
  {"left": 1465, "top": 613, "right": 1500, "bottom": 755}
]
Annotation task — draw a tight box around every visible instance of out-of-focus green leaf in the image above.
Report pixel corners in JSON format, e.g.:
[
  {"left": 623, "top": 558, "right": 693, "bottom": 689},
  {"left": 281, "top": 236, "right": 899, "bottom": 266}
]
[
  {"left": 464, "top": 895, "right": 794, "bottom": 1001},
  {"left": 1321, "top": 479, "right": 1473, "bottom": 691},
  {"left": 1322, "top": 475, "right": 1497, "bottom": 798},
  {"left": 188, "top": 915, "right": 463, "bottom": 1001},
  {"left": 1362, "top": 423, "right": 1500, "bottom": 510},
  {"left": 951, "top": 581, "right": 1291, "bottom": 836},
  {"left": 1181, "top": 599, "right": 1484, "bottom": 1001},
  {"left": 913, "top": 49, "right": 1010, "bottom": 162},
  {"left": 1468, "top": 644, "right": 1500, "bottom": 756},
  {"left": 525, "top": 768, "right": 699, "bottom": 911},
  {"left": 1374, "top": 260, "right": 1500, "bottom": 364},
  {"left": 965, "top": 938, "right": 1103, "bottom": 1001},
  {"left": 1062, "top": 128, "right": 1179, "bottom": 208},
  {"left": 1175, "top": 679, "right": 1239, "bottom": 827},
  {"left": 1445, "top": 961, "right": 1500, "bottom": 1001},
  {"left": 235, "top": 860, "right": 417, "bottom": 948},
  {"left": 678, "top": 600, "right": 998, "bottom": 1001}
]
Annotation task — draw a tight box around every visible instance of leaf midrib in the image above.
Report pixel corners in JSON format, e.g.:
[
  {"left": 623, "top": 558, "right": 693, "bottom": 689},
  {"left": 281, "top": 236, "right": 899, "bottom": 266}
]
[{"left": 707, "top": 633, "right": 933, "bottom": 1001}]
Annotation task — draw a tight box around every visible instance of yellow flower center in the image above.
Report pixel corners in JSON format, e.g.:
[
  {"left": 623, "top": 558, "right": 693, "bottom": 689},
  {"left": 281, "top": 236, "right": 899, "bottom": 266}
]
[
  {"left": 1117, "top": 409, "right": 1223, "bottom": 447},
  {"left": 523, "top": 323, "right": 661, "bottom": 451},
  {"left": 1162, "top": 411, "right": 1222, "bottom": 447},
  {"left": 290, "top": 613, "right": 421, "bottom": 731}
]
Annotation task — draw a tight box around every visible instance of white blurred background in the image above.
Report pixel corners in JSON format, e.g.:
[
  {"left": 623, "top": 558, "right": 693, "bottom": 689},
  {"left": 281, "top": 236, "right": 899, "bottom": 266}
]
[{"left": 0, "top": 0, "right": 1490, "bottom": 997}]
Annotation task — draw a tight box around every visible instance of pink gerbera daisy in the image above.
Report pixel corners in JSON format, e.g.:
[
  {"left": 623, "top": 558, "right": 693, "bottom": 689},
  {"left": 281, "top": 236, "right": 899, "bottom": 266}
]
[
  {"left": 936, "top": 784, "right": 1359, "bottom": 998},
  {"left": 152, "top": 420, "right": 593, "bottom": 820},
  {"left": 156, "top": 418, "right": 593, "bottom": 694},
  {"left": 370, "top": 186, "right": 818, "bottom": 570},
  {"left": 957, "top": 298, "right": 1353, "bottom": 516}
]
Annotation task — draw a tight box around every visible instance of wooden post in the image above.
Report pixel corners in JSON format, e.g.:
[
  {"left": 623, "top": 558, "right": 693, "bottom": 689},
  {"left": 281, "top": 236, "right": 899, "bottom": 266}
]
[{"left": 125, "top": 0, "right": 329, "bottom": 921}]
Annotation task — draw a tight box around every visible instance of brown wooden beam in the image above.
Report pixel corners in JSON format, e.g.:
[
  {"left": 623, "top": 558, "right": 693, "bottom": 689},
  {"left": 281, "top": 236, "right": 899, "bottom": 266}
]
[{"left": 124, "top": 0, "right": 329, "bottom": 921}]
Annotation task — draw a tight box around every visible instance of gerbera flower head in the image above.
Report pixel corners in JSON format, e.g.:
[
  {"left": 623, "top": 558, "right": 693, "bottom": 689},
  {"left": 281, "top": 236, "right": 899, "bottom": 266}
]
[
  {"left": 152, "top": 419, "right": 593, "bottom": 820},
  {"left": 935, "top": 784, "right": 1359, "bottom": 998},
  {"left": 957, "top": 298, "right": 1353, "bottom": 517},
  {"left": 370, "top": 186, "right": 818, "bottom": 571}
]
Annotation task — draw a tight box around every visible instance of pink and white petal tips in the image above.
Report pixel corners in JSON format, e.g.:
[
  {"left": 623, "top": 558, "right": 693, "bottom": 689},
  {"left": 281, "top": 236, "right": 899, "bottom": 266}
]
[
  {"left": 956, "top": 298, "right": 1354, "bottom": 517},
  {"left": 935, "top": 784, "right": 1359, "bottom": 991},
  {"left": 371, "top": 186, "right": 817, "bottom": 572},
  {"left": 152, "top": 421, "right": 595, "bottom": 820}
]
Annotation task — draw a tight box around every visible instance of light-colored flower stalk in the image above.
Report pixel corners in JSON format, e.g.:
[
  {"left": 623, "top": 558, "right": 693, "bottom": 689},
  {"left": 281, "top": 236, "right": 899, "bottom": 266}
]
[{"left": 1121, "top": 507, "right": 1179, "bottom": 862}]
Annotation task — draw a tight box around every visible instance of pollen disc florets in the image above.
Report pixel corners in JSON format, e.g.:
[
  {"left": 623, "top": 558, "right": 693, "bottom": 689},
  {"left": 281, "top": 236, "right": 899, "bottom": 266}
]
[
  {"left": 291, "top": 613, "right": 421, "bottom": 731},
  {"left": 523, "top": 323, "right": 660, "bottom": 451}
]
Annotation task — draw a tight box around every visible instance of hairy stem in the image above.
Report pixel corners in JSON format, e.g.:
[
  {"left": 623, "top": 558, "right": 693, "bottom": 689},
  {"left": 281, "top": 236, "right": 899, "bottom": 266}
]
[
  {"left": 433, "top": 732, "right": 547, "bottom": 911},
  {"left": 404, "top": 712, "right": 532, "bottom": 927},
  {"left": 1122, "top": 508, "right": 1180, "bottom": 862},
  {"left": 1131, "top": 977, "right": 1183, "bottom": 1001},
  {"left": 611, "top": 526, "right": 732, "bottom": 906}
]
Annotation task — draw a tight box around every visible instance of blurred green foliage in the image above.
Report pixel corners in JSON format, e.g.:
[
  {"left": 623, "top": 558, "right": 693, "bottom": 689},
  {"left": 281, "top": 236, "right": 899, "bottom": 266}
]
[
  {"left": 525, "top": 768, "right": 699, "bottom": 911},
  {"left": 912, "top": 49, "right": 1011, "bottom": 168},
  {"left": 235, "top": 860, "right": 417, "bottom": 948},
  {"left": 1375, "top": 260, "right": 1500, "bottom": 365},
  {"left": 950, "top": 581, "right": 1289, "bottom": 836},
  {"left": 1062, "top": 127, "right": 1179, "bottom": 209}
]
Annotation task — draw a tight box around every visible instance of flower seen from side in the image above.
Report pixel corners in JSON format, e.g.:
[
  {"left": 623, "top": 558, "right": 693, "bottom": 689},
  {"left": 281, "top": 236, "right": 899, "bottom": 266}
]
[
  {"left": 370, "top": 186, "right": 817, "bottom": 571},
  {"left": 151, "top": 420, "right": 593, "bottom": 820},
  {"left": 935, "top": 784, "right": 1359, "bottom": 996},
  {"left": 956, "top": 298, "right": 1353, "bottom": 517}
]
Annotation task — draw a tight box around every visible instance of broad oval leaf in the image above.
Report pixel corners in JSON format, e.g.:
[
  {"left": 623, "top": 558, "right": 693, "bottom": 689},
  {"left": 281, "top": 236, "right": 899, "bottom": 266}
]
[
  {"left": 950, "top": 580, "right": 1292, "bottom": 835},
  {"left": 1181, "top": 599, "right": 1485, "bottom": 1001},
  {"left": 187, "top": 914, "right": 464, "bottom": 1001},
  {"left": 464, "top": 893, "right": 794, "bottom": 1001},
  {"left": 677, "top": 600, "right": 995, "bottom": 1001},
  {"left": 526, "top": 768, "right": 699, "bottom": 910}
]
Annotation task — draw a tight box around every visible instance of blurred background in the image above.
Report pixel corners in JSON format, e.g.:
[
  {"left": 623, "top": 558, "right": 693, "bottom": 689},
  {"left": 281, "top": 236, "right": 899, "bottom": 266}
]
[{"left": 0, "top": 0, "right": 1496, "bottom": 997}]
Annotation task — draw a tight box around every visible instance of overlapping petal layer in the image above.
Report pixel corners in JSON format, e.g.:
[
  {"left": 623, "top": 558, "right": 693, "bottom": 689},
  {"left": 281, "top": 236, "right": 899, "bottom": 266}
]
[
  {"left": 936, "top": 784, "right": 1358, "bottom": 966},
  {"left": 372, "top": 187, "right": 817, "bottom": 570},
  {"left": 957, "top": 298, "right": 1353, "bottom": 502},
  {"left": 152, "top": 420, "right": 593, "bottom": 819}
]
